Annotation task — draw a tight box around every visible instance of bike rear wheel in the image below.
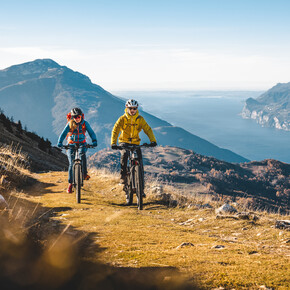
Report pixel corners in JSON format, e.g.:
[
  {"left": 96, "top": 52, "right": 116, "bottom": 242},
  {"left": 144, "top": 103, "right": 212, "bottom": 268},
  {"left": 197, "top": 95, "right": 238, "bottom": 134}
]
[
  {"left": 74, "top": 163, "right": 82, "bottom": 203},
  {"left": 135, "top": 165, "right": 143, "bottom": 210}
]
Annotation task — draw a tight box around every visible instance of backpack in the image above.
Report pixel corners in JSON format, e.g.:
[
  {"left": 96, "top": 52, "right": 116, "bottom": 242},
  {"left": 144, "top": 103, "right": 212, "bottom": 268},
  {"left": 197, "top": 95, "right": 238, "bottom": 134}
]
[{"left": 66, "top": 112, "right": 86, "bottom": 143}]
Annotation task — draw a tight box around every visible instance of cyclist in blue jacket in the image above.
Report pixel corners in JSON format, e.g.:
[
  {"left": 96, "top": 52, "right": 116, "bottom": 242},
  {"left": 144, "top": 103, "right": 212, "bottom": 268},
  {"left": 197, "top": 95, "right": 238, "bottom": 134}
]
[{"left": 57, "top": 107, "right": 97, "bottom": 193}]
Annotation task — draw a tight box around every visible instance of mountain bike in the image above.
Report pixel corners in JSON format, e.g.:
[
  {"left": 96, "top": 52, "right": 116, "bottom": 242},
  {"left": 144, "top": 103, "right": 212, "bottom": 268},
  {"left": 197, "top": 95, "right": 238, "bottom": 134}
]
[
  {"left": 115, "top": 143, "right": 151, "bottom": 210},
  {"left": 62, "top": 143, "right": 95, "bottom": 203}
]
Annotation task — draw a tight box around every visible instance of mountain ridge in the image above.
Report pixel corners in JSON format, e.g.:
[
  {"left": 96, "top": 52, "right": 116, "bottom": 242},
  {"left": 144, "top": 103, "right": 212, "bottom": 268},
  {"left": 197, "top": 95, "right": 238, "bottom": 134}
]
[{"left": 0, "top": 59, "right": 248, "bottom": 163}]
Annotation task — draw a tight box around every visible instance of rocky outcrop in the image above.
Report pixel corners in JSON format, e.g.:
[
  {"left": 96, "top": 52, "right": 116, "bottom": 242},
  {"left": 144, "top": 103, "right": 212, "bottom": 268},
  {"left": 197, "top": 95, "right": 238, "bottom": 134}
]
[
  {"left": 88, "top": 145, "right": 290, "bottom": 212},
  {"left": 242, "top": 83, "right": 290, "bottom": 131}
]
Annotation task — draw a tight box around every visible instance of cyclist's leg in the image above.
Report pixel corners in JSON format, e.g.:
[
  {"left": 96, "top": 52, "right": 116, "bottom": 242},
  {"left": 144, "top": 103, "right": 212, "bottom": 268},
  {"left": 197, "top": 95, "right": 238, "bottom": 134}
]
[
  {"left": 136, "top": 148, "right": 144, "bottom": 181},
  {"left": 67, "top": 147, "right": 75, "bottom": 184},
  {"left": 120, "top": 143, "right": 129, "bottom": 183},
  {"left": 80, "top": 145, "right": 88, "bottom": 177}
]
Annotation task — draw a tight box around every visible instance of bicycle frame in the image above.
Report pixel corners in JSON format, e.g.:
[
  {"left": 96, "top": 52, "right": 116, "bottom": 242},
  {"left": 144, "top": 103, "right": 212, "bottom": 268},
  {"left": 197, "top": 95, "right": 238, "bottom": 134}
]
[
  {"left": 61, "top": 143, "right": 95, "bottom": 203},
  {"left": 116, "top": 143, "right": 150, "bottom": 209}
]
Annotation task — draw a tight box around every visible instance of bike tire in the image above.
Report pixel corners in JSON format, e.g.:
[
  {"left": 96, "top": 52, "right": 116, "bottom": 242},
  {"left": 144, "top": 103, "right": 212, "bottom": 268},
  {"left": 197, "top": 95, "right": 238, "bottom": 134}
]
[
  {"left": 126, "top": 173, "right": 133, "bottom": 205},
  {"left": 75, "top": 163, "right": 82, "bottom": 203},
  {"left": 135, "top": 165, "right": 143, "bottom": 210}
]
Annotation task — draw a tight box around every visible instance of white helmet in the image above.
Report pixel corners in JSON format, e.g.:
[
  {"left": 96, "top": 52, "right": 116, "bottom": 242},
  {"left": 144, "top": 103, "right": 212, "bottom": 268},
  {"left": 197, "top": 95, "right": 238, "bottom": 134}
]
[{"left": 125, "top": 99, "right": 138, "bottom": 108}]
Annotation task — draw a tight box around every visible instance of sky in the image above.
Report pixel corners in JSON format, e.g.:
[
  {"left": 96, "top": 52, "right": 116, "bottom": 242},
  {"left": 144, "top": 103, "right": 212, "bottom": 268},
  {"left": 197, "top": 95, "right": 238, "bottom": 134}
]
[{"left": 1, "top": 0, "right": 290, "bottom": 91}]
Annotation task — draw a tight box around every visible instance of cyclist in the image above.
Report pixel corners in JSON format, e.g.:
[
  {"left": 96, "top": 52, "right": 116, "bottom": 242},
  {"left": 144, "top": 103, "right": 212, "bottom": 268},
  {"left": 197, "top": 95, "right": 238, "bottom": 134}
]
[
  {"left": 57, "top": 107, "right": 98, "bottom": 193},
  {"left": 111, "top": 99, "right": 157, "bottom": 185}
]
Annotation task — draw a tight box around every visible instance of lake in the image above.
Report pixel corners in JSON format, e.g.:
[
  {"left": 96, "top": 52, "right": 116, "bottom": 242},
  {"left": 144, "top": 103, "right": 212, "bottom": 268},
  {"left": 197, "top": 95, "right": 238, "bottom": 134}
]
[{"left": 113, "top": 90, "right": 290, "bottom": 163}]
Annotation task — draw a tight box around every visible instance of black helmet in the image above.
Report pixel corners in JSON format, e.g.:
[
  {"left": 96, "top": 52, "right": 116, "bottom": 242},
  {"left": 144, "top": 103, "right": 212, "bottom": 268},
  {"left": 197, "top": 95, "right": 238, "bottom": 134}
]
[{"left": 71, "top": 107, "right": 82, "bottom": 117}]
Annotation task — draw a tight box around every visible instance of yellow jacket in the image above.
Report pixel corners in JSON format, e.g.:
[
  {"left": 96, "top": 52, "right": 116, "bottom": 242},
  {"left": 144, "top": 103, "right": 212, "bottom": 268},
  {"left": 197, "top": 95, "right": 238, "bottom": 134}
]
[{"left": 111, "top": 109, "right": 156, "bottom": 145}]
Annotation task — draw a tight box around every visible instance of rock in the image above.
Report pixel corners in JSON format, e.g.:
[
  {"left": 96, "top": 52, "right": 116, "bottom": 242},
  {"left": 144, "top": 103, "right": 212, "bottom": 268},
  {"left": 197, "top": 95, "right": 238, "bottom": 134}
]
[
  {"left": 211, "top": 245, "right": 225, "bottom": 249},
  {"left": 0, "top": 194, "right": 8, "bottom": 210},
  {"left": 157, "top": 193, "right": 171, "bottom": 203},
  {"left": 237, "top": 212, "right": 251, "bottom": 220},
  {"left": 275, "top": 220, "right": 290, "bottom": 230},
  {"left": 253, "top": 215, "right": 259, "bottom": 221},
  {"left": 179, "top": 218, "right": 195, "bottom": 226},
  {"left": 201, "top": 203, "right": 213, "bottom": 209},
  {"left": 176, "top": 242, "right": 194, "bottom": 249},
  {"left": 215, "top": 203, "right": 237, "bottom": 215},
  {"left": 151, "top": 185, "right": 163, "bottom": 195},
  {"left": 216, "top": 214, "right": 238, "bottom": 220},
  {"left": 193, "top": 203, "right": 213, "bottom": 209},
  {"left": 248, "top": 250, "right": 259, "bottom": 255},
  {"left": 169, "top": 199, "right": 178, "bottom": 207},
  {"left": 258, "top": 285, "right": 273, "bottom": 290},
  {"left": 216, "top": 210, "right": 259, "bottom": 221}
]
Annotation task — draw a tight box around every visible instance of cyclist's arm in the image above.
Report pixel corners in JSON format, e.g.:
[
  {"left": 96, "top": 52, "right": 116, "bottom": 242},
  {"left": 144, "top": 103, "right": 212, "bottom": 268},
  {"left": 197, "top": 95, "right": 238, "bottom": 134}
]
[
  {"left": 57, "top": 124, "right": 70, "bottom": 144},
  {"left": 111, "top": 117, "right": 124, "bottom": 145},
  {"left": 141, "top": 118, "right": 156, "bottom": 143},
  {"left": 85, "top": 121, "right": 97, "bottom": 142}
]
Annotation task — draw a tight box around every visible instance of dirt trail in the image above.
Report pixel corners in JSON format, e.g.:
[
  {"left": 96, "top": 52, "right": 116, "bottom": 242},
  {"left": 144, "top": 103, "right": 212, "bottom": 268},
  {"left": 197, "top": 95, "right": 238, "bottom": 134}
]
[{"left": 18, "top": 170, "right": 290, "bottom": 289}]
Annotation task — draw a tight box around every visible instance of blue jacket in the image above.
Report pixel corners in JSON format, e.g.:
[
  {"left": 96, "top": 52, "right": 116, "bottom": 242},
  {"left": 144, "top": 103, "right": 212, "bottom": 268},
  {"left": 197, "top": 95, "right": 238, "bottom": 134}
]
[{"left": 58, "top": 119, "right": 97, "bottom": 145}]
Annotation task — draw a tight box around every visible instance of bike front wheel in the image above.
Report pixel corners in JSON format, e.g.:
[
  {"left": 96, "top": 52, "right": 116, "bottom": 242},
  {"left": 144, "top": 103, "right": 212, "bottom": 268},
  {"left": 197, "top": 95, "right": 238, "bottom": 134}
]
[
  {"left": 126, "top": 172, "right": 133, "bottom": 205},
  {"left": 135, "top": 165, "right": 143, "bottom": 210},
  {"left": 74, "top": 163, "right": 82, "bottom": 203}
]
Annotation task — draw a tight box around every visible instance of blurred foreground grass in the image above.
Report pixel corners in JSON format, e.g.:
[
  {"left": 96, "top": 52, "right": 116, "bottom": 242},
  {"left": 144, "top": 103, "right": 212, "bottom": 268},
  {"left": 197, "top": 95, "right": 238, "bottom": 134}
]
[{"left": 2, "top": 169, "right": 289, "bottom": 289}]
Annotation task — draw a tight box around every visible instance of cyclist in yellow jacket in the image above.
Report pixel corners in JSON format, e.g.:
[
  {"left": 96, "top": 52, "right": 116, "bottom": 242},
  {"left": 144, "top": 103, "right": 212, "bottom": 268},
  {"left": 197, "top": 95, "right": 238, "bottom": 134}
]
[{"left": 111, "top": 99, "right": 157, "bottom": 184}]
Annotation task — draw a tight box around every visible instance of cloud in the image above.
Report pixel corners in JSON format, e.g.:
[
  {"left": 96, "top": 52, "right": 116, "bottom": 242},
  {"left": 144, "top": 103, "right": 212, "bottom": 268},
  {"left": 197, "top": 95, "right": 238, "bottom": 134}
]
[{"left": 1, "top": 46, "right": 289, "bottom": 90}]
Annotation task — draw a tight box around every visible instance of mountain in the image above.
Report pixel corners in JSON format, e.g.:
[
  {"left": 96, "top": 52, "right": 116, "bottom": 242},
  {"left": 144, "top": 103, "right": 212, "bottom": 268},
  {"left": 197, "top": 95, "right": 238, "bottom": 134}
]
[
  {"left": 242, "top": 82, "right": 290, "bottom": 131},
  {"left": 88, "top": 146, "right": 290, "bottom": 212},
  {"left": 0, "top": 59, "right": 248, "bottom": 163}
]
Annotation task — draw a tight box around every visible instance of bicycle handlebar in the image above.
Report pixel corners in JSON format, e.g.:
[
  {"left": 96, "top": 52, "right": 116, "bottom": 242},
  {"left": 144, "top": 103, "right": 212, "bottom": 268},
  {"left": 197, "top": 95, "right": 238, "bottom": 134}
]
[
  {"left": 61, "top": 144, "right": 96, "bottom": 150},
  {"left": 114, "top": 143, "right": 152, "bottom": 150}
]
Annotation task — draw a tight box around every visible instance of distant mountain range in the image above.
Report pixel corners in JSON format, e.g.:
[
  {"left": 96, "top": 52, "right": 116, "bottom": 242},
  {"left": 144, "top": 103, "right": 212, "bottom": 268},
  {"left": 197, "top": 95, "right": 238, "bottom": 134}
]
[
  {"left": 0, "top": 59, "right": 248, "bottom": 163},
  {"left": 89, "top": 146, "right": 290, "bottom": 212},
  {"left": 242, "top": 82, "right": 290, "bottom": 131}
]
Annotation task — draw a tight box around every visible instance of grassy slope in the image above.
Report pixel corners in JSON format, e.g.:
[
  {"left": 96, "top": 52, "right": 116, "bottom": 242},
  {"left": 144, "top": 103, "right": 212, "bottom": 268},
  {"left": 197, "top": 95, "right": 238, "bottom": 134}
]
[{"left": 18, "top": 169, "right": 290, "bottom": 289}]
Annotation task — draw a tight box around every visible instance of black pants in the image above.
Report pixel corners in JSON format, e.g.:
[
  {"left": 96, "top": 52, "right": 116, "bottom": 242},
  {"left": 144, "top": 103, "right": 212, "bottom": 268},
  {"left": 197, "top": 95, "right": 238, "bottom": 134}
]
[{"left": 120, "top": 143, "right": 143, "bottom": 178}]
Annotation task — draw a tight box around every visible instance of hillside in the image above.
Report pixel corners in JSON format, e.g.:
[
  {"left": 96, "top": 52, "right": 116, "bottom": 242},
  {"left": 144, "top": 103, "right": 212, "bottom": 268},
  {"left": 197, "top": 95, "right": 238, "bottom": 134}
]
[
  {"left": 0, "top": 59, "right": 248, "bottom": 163},
  {"left": 0, "top": 109, "right": 67, "bottom": 172},
  {"left": 1, "top": 170, "right": 288, "bottom": 289},
  {"left": 88, "top": 146, "right": 290, "bottom": 213},
  {"left": 242, "top": 82, "right": 290, "bottom": 131}
]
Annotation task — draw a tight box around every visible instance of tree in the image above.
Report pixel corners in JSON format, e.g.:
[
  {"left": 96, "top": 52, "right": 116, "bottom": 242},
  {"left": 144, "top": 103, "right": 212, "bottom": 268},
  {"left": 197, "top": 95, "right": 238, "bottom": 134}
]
[{"left": 16, "top": 120, "right": 23, "bottom": 133}]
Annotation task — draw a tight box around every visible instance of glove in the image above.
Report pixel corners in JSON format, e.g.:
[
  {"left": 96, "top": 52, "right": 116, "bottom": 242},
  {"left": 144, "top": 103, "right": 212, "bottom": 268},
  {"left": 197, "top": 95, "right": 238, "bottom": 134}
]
[
  {"left": 57, "top": 142, "right": 63, "bottom": 148},
  {"left": 92, "top": 140, "right": 98, "bottom": 147},
  {"left": 111, "top": 144, "right": 118, "bottom": 150},
  {"left": 150, "top": 141, "right": 157, "bottom": 147}
]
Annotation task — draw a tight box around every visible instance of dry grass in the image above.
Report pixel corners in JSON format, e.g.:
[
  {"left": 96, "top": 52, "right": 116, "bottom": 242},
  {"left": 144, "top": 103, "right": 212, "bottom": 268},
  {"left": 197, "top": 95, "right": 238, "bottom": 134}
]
[
  {"left": 13, "top": 167, "right": 289, "bottom": 290},
  {"left": 0, "top": 143, "right": 31, "bottom": 191}
]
